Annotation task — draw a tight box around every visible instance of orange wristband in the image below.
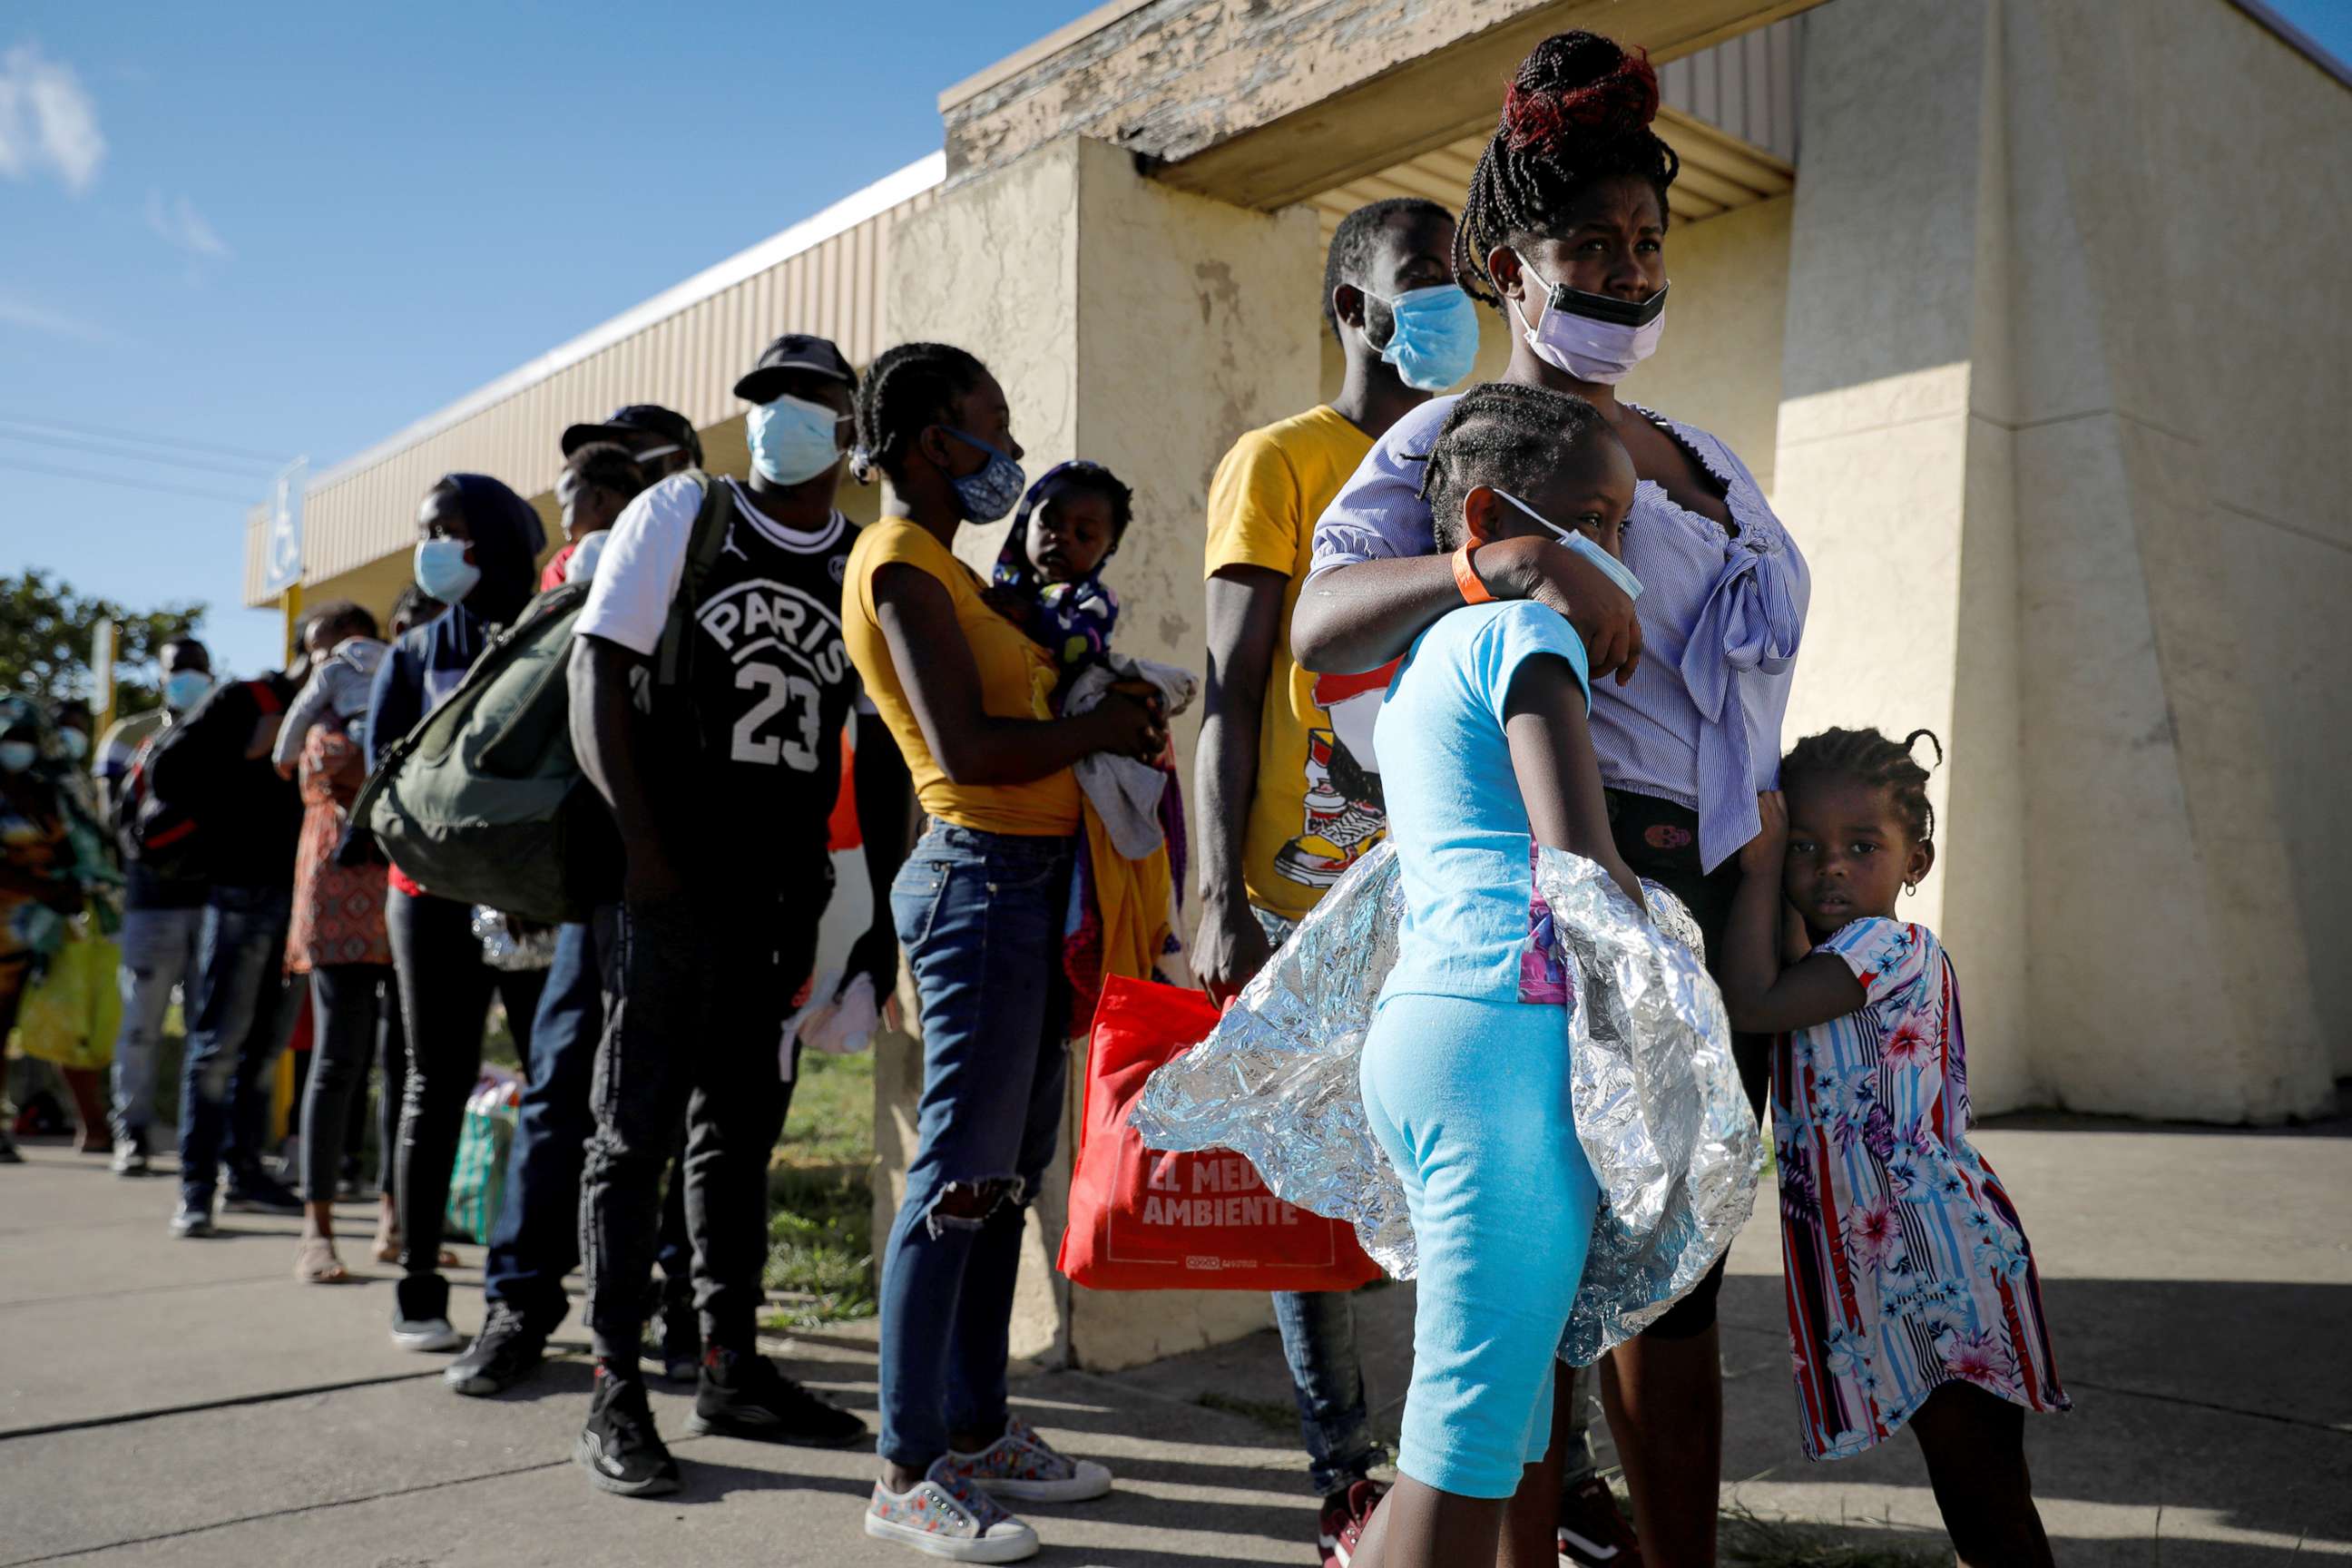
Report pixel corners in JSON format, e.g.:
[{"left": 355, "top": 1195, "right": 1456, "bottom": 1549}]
[{"left": 1453, "top": 542, "right": 1494, "bottom": 604}]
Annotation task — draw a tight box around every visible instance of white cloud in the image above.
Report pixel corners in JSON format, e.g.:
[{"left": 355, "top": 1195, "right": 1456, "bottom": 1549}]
[
  {"left": 0, "top": 43, "right": 104, "bottom": 193},
  {"left": 145, "top": 189, "right": 230, "bottom": 260},
  {"left": 0, "top": 284, "right": 109, "bottom": 343}
]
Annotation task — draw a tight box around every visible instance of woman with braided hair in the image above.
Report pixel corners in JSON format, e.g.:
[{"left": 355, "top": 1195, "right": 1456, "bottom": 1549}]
[
  {"left": 1297, "top": 29, "right": 1810, "bottom": 1566},
  {"left": 843, "top": 342, "right": 1165, "bottom": 1562}
]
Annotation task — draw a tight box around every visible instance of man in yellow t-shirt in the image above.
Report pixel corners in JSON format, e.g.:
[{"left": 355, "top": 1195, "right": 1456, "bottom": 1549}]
[{"left": 1194, "top": 196, "right": 1469, "bottom": 1566}]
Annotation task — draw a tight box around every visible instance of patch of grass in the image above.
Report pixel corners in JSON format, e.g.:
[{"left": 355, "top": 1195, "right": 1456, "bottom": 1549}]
[
  {"left": 1720, "top": 1504, "right": 1943, "bottom": 1568},
  {"left": 778, "top": 1049, "right": 874, "bottom": 1170},
  {"left": 762, "top": 1052, "right": 882, "bottom": 1329},
  {"left": 763, "top": 1163, "right": 876, "bottom": 1328},
  {"left": 1193, "top": 1389, "right": 1298, "bottom": 1434}
]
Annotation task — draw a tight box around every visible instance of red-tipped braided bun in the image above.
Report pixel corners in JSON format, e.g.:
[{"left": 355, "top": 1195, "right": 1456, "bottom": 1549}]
[
  {"left": 1452, "top": 31, "right": 1682, "bottom": 308},
  {"left": 1504, "top": 41, "right": 1660, "bottom": 149}
]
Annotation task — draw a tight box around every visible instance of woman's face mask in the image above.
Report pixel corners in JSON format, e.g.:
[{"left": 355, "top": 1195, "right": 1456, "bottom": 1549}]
[
  {"left": 1367, "top": 284, "right": 1481, "bottom": 392},
  {"left": 746, "top": 394, "right": 849, "bottom": 486},
  {"left": 414, "top": 536, "right": 481, "bottom": 604},
  {"left": 58, "top": 728, "right": 88, "bottom": 762},
  {"left": 939, "top": 428, "right": 1027, "bottom": 524},
  {"left": 1511, "top": 257, "right": 1667, "bottom": 385},
  {"left": 163, "top": 671, "right": 212, "bottom": 713},
  {"left": 0, "top": 740, "right": 35, "bottom": 774}
]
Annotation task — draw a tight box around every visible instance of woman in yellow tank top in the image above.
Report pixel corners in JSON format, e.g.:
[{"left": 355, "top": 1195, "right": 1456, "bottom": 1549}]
[{"left": 842, "top": 342, "right": 1163, "bottom": 1563}]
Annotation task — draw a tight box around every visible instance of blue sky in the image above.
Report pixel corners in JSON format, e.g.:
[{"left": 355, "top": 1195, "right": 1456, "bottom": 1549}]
[
  {"left": 4, "top": 0, "right": 2347, "bottom": 684},
  {"left": 0, "top": 0, "right": 1090, "bottom": 681}
]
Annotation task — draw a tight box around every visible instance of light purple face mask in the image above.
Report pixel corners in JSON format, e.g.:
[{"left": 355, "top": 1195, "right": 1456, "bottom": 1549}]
[{"left": 1511, "top": 259, "right": 1668, "bottom": 385}]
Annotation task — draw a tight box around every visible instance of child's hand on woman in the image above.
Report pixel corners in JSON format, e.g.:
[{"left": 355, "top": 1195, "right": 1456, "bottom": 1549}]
[{"left": 1739, "top": 789, "right": 1788, "bottom": 877}]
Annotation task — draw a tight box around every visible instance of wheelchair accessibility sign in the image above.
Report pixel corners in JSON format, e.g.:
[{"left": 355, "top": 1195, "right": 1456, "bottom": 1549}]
[{"left": 261, "top": 457, "right": 307, "bottom": 593}]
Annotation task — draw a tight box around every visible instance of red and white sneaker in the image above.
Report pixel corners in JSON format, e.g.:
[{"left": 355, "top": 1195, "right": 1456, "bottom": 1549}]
[
  {"left": 1557, "top": 1474, "right": 1643, "bottom": 1566},
  {"left": 1318, "top": 1477, "right": 1387, "bottom": 1568}
]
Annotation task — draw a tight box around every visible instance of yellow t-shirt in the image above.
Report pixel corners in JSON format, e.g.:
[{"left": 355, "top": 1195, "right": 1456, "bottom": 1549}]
[
  {"left": 1202, "top": 405, "right": 1396, "bottom": 924},
  {"left": 845, "top": 518, "right": 1082, "bottom": 838}
]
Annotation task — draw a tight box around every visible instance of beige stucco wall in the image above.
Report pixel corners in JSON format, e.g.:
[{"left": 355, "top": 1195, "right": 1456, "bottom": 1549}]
[
  {"left": 1779, "top": 0, "right": 2340, "bottom": 1122},
  {"left": 877, "top": 136, "right": 1324, "bottom": 1369}
]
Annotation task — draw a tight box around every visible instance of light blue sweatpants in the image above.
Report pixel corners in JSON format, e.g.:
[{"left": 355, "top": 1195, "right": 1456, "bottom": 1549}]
[{"left": 1359, "top": 991, "right": 1599, "bottom": 1498}]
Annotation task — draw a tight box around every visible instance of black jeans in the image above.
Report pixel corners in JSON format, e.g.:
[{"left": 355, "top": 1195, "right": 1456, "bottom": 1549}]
[
  {"left": 581, "top": 888, "right": 819, "bottom": 1362},
  {"left": 483, "top": 917, "right": 692, "bottom": 1330},
  {"left": 1606, "top": 789, "right": 1771, "bottom": 1338},
  {"left": 299, "top": 963, "right": 403, "bottom": 1204},
  {"left": 387, "top": 887, "right": 546, "bottom": 1321}
]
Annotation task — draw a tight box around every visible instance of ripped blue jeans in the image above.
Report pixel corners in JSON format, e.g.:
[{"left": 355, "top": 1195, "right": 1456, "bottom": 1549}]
[{"left": 877, "top": 821, "right": 1075, "bottom": 1471}]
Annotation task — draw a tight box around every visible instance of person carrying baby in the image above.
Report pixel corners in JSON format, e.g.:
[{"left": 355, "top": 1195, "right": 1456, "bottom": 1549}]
[
  {"left": 270, "top": 600, "right": 390, "bottom": 774},
  {"left": 1342, "top": 382, "right": 1650, "bottom": 1568}
]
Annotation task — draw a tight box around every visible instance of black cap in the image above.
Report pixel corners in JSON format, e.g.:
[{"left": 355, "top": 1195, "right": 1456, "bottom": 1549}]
[
  {"left": 734, "top": 334, "right": 857, "bottom": 405},
  {"left": 559, "top": 404, "right": 702, "bottom": 464}
]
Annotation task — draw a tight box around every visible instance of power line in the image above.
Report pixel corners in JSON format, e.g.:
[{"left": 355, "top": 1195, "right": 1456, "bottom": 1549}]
[
  {"left": 0, "top": 456, "right": 258, "bottom": 505},
  {"left": 0, "top": 426, "right": 282, "bottom": 479},
  {"left": 0, "top": 414, "right": 288, "bottom": 465}
]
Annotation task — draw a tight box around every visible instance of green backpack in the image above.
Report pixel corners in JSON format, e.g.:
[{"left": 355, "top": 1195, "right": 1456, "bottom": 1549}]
[{"left": 351, "top": 473, "right": 734, "bottom": 924}]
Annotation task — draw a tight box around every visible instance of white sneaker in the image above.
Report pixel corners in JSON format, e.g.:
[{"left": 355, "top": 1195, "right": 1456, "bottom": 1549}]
[
  {"left": 390, "top": 1313, "right": 463, "bottom": 1353},
  {"left": 943, "top": 1414, "right": 1112, "bottom": 1504},
  {"left": 865, "top": 1457, "right": 1039, "bottom": 1563}
]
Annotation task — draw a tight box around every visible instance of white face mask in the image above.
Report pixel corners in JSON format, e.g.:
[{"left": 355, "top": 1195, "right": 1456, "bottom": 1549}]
[{"left": 1510, "top": 258, "right": 1667, "bottom": 385}]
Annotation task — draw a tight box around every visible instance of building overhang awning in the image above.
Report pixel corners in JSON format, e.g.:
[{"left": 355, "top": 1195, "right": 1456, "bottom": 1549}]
[{"left": 941, "top": 0, "right": 1820, "bottom": 212}]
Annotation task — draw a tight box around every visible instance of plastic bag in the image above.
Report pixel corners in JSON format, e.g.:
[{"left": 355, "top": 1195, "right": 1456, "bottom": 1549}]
[
  {"left": 471, "top": 906, "right": 556, "bottom": 972},
  {"left": 443, "top": 1067, "right": 521, "bottom": 1245},
  {"left": 10, "top": 918, "right": 122, "bottom": 1071},
  {"left": 1060, "top": 975, "right": 1383, "bottom": 1292}
]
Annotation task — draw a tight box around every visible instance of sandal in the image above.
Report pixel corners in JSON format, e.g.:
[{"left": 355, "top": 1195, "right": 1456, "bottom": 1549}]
[
  {"left": 295, "top": 1237, "right": 351, "bottom": 1284},
  {"left": 370, "top": 1223, "right": 457, "bottom": 1269}
]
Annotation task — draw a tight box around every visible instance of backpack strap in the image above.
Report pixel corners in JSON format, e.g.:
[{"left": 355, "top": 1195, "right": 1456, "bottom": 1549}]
[{"left": 653, "top": 468, "right": 736, "bottom": 690}]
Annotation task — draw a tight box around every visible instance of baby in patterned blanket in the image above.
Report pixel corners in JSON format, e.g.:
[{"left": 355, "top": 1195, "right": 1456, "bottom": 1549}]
[{"left": 987, "top": 460, "right": 1129, "bottom": 683}]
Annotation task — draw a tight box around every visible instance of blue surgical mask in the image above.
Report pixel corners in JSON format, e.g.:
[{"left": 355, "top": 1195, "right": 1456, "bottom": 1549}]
[
  {"left": 1368, "top": 284, "right": 1480, "bottom": 392},
  {"left": 1495, "top": 489, "right": 1644, "bottom": 600},
  {"left": 0, "top": 740, "right": 34, "bottom": 774},
  {"left": 746, "top": 395, "right": 848, "bottom": 486},
  {"left": 59, "top": 728, "right": 88, "bottom": 762},
  {"left": 163, "top": 671, "right": 212, "bottom": 712},
  {"left": 942, "top": 429, "right": 1026, "bottom": 524},
  {"left": 414, "top": 537, "right": 482, "bottom": 604}
]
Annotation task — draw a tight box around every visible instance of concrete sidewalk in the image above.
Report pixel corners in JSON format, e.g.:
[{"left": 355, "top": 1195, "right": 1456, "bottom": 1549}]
[{"left": 3, "top": 1114, "right": 2347, "bottom": 1565}]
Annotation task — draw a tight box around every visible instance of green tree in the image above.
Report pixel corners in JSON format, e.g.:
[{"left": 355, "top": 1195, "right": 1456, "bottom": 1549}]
[{"left": 0, "top": 569, "right": 206, "bottom": 719}]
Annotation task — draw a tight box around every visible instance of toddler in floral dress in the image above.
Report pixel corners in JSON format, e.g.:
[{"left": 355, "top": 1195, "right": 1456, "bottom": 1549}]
[{"left": 1721, "top": 727, "right": 2066, "bottom": 1568}]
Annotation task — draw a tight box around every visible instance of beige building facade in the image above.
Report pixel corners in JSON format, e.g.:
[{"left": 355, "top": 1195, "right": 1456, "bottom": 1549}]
[{"left": 247, "top": 0, "right": 2348, "bottom": 1367}]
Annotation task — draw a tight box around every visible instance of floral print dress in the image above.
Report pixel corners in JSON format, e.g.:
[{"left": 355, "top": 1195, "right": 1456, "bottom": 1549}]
[{"left": 1773, "top": 916, "right": 2068, "bottom": 1460}]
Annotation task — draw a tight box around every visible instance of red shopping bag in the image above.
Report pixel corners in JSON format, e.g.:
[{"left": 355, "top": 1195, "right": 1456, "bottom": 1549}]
[{"left": 1059, "top": 975, "right": 1383, "bottom": 1292}]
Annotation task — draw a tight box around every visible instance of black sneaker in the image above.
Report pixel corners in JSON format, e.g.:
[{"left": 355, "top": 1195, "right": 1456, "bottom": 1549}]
[
  {"left": 222, "top": 1171, "right": 303, "bottom": 1215},
  {"left": 685, "top": 1344, "right": 867, "bottom": 1448},
  {"left": 575, "top": 1366, "right": 681, "bottom": 1497},
  {"left": 446, "top": 1303, "right": 548, "bottom": 1396},
  {"left": 653, "top": 1290, "right": 701, "bottom": 1383}
]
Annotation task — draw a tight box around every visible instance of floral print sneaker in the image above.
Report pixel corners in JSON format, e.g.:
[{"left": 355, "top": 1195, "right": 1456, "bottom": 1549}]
[
  {"left": 865, "top": 1457, "right": 1039, "bottom": 1563},
  {"left": 942, "top": 1413, "right": 1114, "bottom": 1504}
]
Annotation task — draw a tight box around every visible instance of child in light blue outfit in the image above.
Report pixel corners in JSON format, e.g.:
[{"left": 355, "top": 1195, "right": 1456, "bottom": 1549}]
[{"left": 1353, "top": 383, "right": 1647, "bottom": 1563}]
